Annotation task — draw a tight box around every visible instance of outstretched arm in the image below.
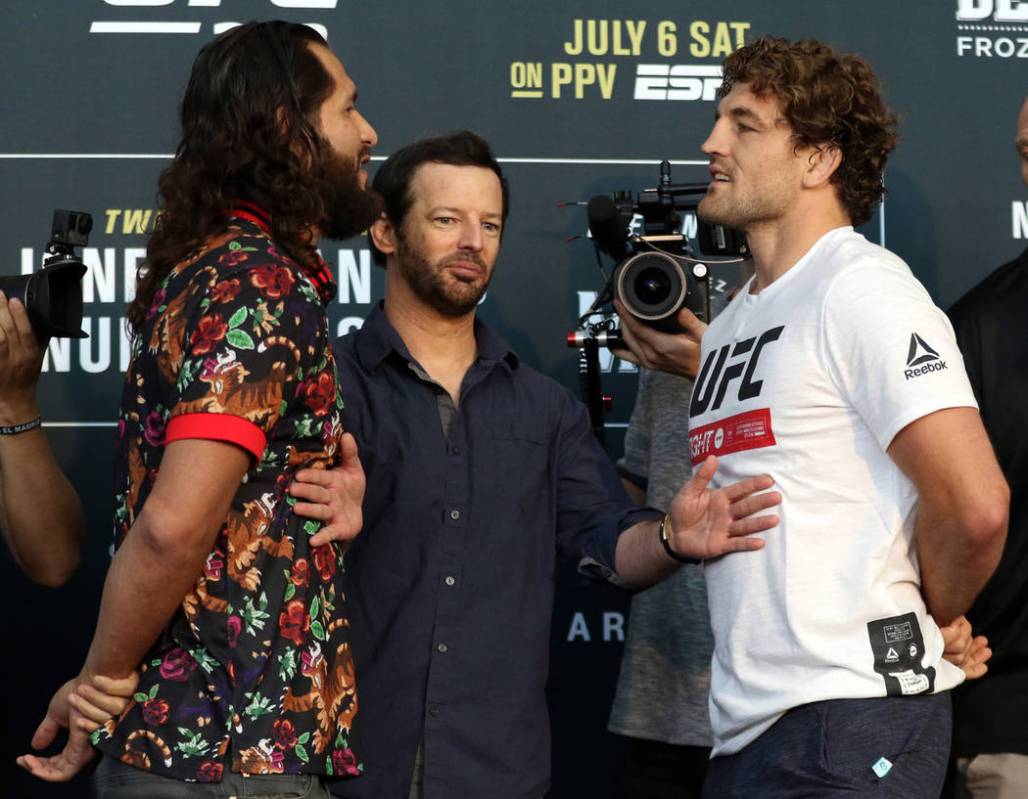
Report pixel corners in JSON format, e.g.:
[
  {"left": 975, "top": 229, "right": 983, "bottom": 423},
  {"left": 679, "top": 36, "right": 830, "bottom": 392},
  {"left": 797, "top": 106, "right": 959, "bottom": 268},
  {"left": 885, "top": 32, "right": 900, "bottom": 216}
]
[{"left": 614, "top": 455, "right": 779, "bottom": 588}]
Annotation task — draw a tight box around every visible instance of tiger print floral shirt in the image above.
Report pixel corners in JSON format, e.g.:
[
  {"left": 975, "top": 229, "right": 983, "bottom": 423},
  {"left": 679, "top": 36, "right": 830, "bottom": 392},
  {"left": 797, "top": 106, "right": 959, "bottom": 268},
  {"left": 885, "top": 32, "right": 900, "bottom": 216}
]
[{"left": 93, "top": 205, "right": 361, "bottom": 784}]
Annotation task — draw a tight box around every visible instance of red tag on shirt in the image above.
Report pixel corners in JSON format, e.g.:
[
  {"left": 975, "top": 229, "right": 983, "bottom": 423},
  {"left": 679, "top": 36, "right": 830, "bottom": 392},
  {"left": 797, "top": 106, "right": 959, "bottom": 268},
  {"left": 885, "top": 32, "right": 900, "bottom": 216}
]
[{"left": 689, "top": 408, "right": 776, "bottom": 466}]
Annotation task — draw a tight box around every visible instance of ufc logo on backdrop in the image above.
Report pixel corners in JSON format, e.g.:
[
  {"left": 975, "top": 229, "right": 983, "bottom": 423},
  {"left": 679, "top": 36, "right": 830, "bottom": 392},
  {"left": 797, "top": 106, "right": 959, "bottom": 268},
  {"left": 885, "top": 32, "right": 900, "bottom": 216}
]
[
  {"left": 101, "top": 1, "right": 337, "bottom": 7},
  {"left": 690, "top": 326, "right": 784, "bottom": 417},
  {"left": 92, "top": 0, "right": 336, "bottom": 37}
]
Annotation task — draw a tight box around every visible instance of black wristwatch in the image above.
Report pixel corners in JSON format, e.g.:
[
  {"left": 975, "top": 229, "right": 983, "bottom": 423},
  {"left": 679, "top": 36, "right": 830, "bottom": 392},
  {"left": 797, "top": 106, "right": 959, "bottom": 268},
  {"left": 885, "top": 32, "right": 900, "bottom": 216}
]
[{"left": 659, "top": 513, "right": 700, "bottom": 565}]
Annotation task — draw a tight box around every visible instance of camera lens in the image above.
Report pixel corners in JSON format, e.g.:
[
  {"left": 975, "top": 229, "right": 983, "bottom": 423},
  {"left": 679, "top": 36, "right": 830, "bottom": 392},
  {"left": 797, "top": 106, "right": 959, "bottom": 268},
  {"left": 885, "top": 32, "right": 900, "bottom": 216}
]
[
  {"left": 634, "top": 267, "right": 672, "bottom": 305},
  {"left": 615, "top": 251, "right": 688, "bottom": 322}
]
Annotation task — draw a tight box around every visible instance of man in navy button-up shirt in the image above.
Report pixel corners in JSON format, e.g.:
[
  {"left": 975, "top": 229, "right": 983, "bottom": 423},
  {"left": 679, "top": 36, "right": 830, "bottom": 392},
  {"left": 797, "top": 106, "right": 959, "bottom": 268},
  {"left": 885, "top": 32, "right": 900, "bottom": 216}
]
[{"left": 331, "top": 131, "right": 780, "bottom": 799}]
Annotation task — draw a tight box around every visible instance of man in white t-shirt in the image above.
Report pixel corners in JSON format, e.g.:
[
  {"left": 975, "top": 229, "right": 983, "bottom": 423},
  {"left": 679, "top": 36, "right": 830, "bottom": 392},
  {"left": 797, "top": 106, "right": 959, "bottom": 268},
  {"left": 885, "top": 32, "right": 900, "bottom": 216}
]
[{"left": 690, "top": 37, "right": 1009, "bottom": 798}]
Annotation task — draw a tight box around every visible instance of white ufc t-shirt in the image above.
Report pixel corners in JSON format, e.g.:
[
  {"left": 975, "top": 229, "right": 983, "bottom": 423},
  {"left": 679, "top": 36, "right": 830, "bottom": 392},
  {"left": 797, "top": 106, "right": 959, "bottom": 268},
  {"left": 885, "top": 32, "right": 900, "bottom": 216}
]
[{"left": 689, "top": 226, "right": 978, "bottom": 756}]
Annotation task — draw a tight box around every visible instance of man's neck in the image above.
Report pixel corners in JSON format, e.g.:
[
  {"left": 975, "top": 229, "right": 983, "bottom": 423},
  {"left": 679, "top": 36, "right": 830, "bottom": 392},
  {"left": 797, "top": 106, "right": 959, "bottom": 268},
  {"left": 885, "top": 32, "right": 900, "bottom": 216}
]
[
  {"left": 383, "top": 277, "right": 478, "bottom": 403},
  {"left": 745, "top": 204, "right": 851, "bottom": 293}
]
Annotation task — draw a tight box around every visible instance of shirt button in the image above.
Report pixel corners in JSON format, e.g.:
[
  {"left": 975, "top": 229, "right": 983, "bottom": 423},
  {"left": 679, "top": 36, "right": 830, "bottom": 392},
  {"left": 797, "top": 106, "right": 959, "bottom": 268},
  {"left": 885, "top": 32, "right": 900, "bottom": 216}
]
[
  {"left": 449, "top": 509, "right": 461, "bottom": 521},
  {"left": 450, "top": 445, "right": 462, "bottom": 455},
  {"left": 437, "top": 643, "right": 448, "bottom": 653},
  {"left": 444, "top": 576, "right": 456, "bottom": 586},
  {"left": 428, "top": 705, "right": 440, "bottom": 717}
]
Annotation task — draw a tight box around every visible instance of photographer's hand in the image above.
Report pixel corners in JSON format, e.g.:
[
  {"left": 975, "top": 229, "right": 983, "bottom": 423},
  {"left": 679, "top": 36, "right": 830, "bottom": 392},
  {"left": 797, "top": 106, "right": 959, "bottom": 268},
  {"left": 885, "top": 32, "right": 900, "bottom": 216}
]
[
  {"left": 0, "top": 290, "right": 84, "bottom": 586},
  {"left": 0, "top": 290, "right": 44, "bottom": 423},
  {"left": 612, "top": 299, "right": 706, "bottom": 378}
]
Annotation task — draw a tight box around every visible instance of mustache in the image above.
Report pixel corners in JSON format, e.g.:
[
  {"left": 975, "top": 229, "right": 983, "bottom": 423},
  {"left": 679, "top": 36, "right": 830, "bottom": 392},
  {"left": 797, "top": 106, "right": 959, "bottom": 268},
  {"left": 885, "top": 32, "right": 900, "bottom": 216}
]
[{"left": 441, "top": 252, "right": 488, "bottom": 270}]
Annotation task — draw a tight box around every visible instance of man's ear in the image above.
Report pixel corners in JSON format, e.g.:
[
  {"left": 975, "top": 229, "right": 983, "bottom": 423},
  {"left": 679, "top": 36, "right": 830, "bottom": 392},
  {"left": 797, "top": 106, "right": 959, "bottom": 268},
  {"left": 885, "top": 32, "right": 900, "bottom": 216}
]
[
  {"left": 369, "top": 214, "right": 397, "bottom": 256},
  {"left": 803, "top": 144, "right": 843, "bottom": 189}
]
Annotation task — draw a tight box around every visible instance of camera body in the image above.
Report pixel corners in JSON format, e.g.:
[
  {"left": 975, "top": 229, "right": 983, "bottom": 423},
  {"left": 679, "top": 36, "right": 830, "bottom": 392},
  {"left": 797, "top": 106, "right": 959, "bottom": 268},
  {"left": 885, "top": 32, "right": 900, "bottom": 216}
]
[
  {"left": 0, "top": 210, "right": 91, "bottom": 340},
  {"left": 587, "top": 161, "right": 747, "bottom": 332}
]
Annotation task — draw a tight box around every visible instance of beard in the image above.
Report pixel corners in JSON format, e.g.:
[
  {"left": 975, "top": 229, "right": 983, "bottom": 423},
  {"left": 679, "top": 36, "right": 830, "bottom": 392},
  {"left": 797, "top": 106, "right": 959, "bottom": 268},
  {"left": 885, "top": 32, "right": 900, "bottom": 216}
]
[
  {"left": 313, "top": 140, "right": 381, "bottom": 241},
  {"left": 697, "top": 171, "right": 795, "bottom": 230},
  {"left": 395, "top": 233, "right": 492, "bottom": 318}
]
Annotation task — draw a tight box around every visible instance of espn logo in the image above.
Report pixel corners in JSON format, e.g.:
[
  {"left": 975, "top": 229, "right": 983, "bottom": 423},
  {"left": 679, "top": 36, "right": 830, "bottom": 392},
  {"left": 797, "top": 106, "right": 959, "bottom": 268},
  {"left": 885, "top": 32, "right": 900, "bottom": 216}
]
[{"left": 633, "top": 65, "right": 722, "bottom": 101}]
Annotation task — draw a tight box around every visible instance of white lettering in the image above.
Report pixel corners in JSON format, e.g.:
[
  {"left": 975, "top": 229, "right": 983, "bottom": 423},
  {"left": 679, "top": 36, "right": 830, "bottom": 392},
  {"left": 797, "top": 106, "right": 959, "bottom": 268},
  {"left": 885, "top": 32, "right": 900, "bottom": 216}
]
[
  {"left": 957, "top": 36, "right": 974, "bottom": 56},
  {"left": 82, "top": 248, "right": 118, "bottom": 303},
  {"left": 1014, "top": 201, "right": 1028, "bottom": 239},
  {"left": 80, "top": 317, "right": 112, "bottom": 374},
  {"left": 337, "top": 249, "right": 371, "bottom": 304},
  {"left": 956, "top": 0, "right": 993, "bottom": 20},
  {"left": 20, "top": 247, "right": 37, "bottom": 275},
  {"left": 43, "top": 337, "right": 71, "bottom": 373},
  {"left": 996, "top": 0, "right": 1028, "bottom": 22},
  {"left": 271, "top": 0, "right": 338, "bottom": 8},
  {"left": 634, "top": 64, "right": 721, "bottom": 101},
  {"left": 995, "top": 36, "right": 1016, "bottom": 56},
  {"left": 335, "top": 316, "right": 364, "bottom": 337},
  {"left": 567, "top": 612, "right": 591, "bottom": 642},
  {"left": 602, "top": 612, "right": 625, "bottom": 642}
]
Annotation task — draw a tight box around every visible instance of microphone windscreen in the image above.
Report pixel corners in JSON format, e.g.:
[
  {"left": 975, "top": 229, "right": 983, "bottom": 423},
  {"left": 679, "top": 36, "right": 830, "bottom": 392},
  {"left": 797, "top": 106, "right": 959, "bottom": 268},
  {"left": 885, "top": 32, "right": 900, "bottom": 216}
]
[{"left": 587, "top": 195, "right": 628, "bottom": 258}]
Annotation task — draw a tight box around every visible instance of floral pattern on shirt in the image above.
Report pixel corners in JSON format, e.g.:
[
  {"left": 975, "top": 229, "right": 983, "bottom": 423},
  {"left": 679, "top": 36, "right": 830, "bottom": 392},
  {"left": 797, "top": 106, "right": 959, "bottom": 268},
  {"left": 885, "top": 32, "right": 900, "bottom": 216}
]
[{"left": 93, "top": 213, "right": 361, "bottom": 782}]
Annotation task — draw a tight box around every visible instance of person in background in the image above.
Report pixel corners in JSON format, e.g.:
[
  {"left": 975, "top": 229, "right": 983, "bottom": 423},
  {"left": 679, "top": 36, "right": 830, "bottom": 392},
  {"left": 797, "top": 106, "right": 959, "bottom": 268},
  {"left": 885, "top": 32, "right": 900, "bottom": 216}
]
[
  {"left": 946, "top": 95, "right": 1028, "bottom": 799},
  {"left": 0, "top": 289, "right": 84, "bottom": 587}
]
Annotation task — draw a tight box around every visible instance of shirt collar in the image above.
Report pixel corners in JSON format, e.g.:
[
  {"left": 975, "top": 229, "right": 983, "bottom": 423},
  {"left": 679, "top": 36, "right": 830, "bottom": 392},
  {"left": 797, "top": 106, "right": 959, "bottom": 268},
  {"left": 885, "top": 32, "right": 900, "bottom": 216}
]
[
  {"left": 224, "top": 202, "right": 337, "bottom": 306},
  {"left": 355, "top": 302, "right": 519, "bottom": 374}
]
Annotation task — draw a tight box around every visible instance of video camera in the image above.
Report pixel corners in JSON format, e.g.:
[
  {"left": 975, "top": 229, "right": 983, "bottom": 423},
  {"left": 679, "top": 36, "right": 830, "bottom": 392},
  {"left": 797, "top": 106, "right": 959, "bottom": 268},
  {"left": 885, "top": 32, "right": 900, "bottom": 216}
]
[
  {"left": 0, "top": 210, "right": 91, "bottom": 340},
  {"left": 567, "top": 161, "right": 749, "bottom": 440}
]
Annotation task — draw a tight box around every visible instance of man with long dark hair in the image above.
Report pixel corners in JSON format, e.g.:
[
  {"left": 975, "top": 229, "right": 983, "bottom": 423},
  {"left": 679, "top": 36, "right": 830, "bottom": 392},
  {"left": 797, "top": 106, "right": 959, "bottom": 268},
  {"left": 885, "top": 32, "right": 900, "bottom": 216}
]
[{"left": 18, "top": 21, "right": 376, "bottom": 796}]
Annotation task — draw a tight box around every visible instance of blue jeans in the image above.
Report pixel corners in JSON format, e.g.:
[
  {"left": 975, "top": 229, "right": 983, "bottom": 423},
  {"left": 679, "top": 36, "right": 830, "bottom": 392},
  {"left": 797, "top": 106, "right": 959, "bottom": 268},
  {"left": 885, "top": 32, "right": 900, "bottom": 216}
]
[
  {"left": 93, "top": 755, "right": 332, "bottom": 798},
  {"left": 702, "top": 693, "right": 952, "bottom": 798}
]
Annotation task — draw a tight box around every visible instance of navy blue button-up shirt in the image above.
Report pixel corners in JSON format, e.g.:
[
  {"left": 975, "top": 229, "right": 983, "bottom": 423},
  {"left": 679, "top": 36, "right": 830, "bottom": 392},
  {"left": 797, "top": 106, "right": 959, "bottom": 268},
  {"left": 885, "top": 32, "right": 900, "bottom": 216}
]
[{"left": 332, "top": 305, "right": 656, "bottom": 799}]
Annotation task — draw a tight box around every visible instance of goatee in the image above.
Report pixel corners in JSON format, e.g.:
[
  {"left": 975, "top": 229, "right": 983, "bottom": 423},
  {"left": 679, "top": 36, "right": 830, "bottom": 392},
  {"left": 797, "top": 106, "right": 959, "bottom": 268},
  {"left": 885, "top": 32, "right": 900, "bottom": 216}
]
[{"left": 396, "top": 235, "right": 490, "bottom": 318}]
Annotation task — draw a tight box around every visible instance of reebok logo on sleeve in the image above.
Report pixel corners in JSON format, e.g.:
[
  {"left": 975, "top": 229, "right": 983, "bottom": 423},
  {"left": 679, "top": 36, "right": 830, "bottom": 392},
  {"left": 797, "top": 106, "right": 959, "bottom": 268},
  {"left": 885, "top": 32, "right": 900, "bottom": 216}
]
[{"left": 904, "top": 333, "right": 948, "bottom": 380}]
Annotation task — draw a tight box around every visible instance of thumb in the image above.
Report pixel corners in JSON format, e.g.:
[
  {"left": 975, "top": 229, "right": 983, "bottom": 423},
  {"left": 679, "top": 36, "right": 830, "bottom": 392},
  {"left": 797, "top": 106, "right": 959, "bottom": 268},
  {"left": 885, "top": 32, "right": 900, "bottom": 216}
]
[
  {"left": 687, "top": 455, "right": 718, "bottom": 495},
  {"left": 31, "top": 716, "right": 60, "bottom": 751},
  {"left": 339, "top": 432, "right": 359, "bottom": 466},
  {"left": 676, "top": 307, "right": 708, "bottom": 341}
]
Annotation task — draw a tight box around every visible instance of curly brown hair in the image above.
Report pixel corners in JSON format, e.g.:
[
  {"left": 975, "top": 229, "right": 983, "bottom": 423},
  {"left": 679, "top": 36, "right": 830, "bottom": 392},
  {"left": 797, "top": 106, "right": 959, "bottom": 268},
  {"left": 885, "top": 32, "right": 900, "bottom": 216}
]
[
  {"left": 127, "top": 21, "right": 337, "bottom": 333},
  {"left": 719, "top": 36, "right": 899, "bottom": 226}
]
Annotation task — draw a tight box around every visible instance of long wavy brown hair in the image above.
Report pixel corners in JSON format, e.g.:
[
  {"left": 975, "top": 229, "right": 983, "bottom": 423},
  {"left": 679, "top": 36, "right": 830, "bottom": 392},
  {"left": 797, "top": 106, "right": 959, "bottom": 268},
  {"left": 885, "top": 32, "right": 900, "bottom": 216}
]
[
  {"left": 719, "top": 37, "right": 899, "bottom": 226},
  {"left": 127, "top": 21, "right": 335, "bottom": 333}
]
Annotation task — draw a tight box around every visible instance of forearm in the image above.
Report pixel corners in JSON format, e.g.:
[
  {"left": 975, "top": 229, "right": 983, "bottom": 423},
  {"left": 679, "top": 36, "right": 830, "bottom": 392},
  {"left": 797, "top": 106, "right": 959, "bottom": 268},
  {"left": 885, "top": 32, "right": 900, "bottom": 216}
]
[
  {"left": 0, "top": 424, "right": 83, "bottom": 587},
  {"left": 614, "top": 519, "right": 681, "bottom": 589},
  {"left": 916, "top": 500, "right": 1007, "bottom": 626},
  {"left": 82, "top": 512, "right": 220, "bottom": 680}
]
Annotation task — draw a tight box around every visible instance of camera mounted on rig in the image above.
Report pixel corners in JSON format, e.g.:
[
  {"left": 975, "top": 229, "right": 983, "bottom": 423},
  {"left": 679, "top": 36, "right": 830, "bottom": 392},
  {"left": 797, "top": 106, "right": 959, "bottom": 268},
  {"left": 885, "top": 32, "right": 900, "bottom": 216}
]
[
  {"left": 0, "top": 209, "right": 92, "bottom": 340},
  {"left": 586, "top": 159, "right": 747, "bottom": 334},
  {"left": 565, "top": 160, "right": 749, "bottom": 440}
]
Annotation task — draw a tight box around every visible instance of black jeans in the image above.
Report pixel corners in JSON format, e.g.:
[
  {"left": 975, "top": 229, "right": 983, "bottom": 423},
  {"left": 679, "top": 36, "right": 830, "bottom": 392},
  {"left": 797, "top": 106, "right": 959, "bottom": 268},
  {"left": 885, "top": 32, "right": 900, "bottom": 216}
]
[
  {"left": 93, "top": 755, "right": 332, "bottom": 799},
  {"left": 702, "top": 693, "right": 952, "bottom": 798}
]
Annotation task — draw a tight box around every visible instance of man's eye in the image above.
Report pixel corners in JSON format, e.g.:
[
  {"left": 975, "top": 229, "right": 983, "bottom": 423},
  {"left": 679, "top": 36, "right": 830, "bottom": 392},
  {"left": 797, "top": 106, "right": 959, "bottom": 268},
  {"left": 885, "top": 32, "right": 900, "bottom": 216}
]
[
  {"left": 435, "top": 217, "right": 454, "bottom": 225},
  {"left": 483, "top": 223, "right": 500, "bottom": 235}
]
